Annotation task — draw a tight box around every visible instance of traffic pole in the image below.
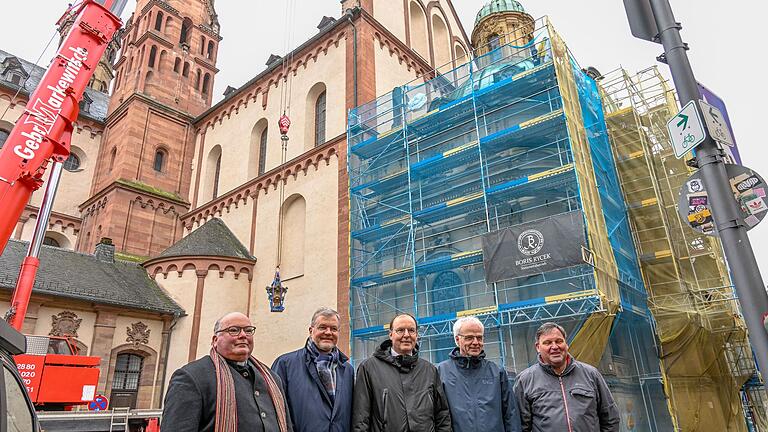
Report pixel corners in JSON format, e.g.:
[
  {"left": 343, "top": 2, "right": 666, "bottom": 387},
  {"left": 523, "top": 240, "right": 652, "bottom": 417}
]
[{"left": 648, "top": 0, "right": 768, "bottom": 378}]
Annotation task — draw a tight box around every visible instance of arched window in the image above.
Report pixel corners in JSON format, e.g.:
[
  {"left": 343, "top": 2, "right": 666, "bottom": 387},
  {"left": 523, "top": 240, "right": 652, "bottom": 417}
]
[
  {"left": 165, "top": 17, "right": 173, "bottom": 34},
  {"left": 43, "top": 237, "right": 60, "bottom": 248},
  {"left": 455, "top": 44, "right": 468, "bottom": 65},
  {"left": 281, "top": 195, "right": 306, "bottom": 277},
  {"left": 431, "top": 14, "right": 451, "bottom": 67},
  {"left": 202, "top": 73, "right": 211, "bottom": 95},
  {"left": 153, "top": 149, "right": 166, "bottom": 172},
  {"left": 0, "top": 129, "right": 9, "bottom": 149},
  {"left": 148, "top": 46, "right": 157, "bottom": 68},
  {"left": 158, "top": 50, "right": 167, "bottom": 71},
  {"left": 204, "top": 145, "right": 222, "bottom": 202},
  {"left": 109, "top": 147, "right": 117, "bottom": 171},
  {"left": 314, "top": 91, "right": 326, "bottom": 147},
  {"left": 111, "top": 353, "right": 144, "bottom": 408},
  {"left": 63, "top": 153, "right": 81, "bottom": 172},
  {"left": 488, "top": 34, "right": 501, "bottom": 62},
  {"left": 258, "top": 127, "right": 268, "bottom": 176},
  {"left": 207, "top": 41, "right": 215, "bottom": 60},
  {"left": 182, "top": 62, "right": 190, "bottom": 77},
  {"left": 180, "top": 18, "right": 193, "bottom": 46},
  {"left": 154, "top": 11, "right": 164, "bottom": 31},
  {"left": 200, "top": 36, "right": 206, "bottom": 55},
  {"left": 173, "top": 58, "right": 181, "bottom": 73},
  {"left": 430, "top": 270, "right": 464, "bottom": 362},
  {"left": 114, "top": 70, "right": 121, "bottom": 90},
  {"left": 408, "top": 2, "right": 429, "bottom": 60},
  {"left": 195, "top": 70, "right": 201, "bottom": 90},
  {"left": 212, "top": 153, "right": 221, "bottom": 199}
]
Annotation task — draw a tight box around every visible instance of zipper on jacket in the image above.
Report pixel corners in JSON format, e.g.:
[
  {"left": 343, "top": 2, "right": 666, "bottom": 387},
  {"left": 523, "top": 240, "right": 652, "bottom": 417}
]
[
  {"left": 559, "top": 377, "right": 574, "bottom": 432},
  {"left": 382, "top": 388, "right": 388, "bottom": 429}
]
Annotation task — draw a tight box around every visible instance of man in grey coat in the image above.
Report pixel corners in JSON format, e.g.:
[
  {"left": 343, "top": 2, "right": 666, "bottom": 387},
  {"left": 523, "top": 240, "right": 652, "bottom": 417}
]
[
  {"left": 438, "top": 316, "right": 521, "bottom": 432},
  {"left": 513, "top": 322, "right": 619, "bottom": 432}
]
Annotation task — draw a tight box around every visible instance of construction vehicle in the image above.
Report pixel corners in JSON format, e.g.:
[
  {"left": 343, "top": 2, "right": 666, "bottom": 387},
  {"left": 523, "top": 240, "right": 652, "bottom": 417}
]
[
  {"left": 0, "top": 0, "right": 124, "bottom": 425},
  {"left": 14, "top": 335, "right": 100, "bottom": 408}
]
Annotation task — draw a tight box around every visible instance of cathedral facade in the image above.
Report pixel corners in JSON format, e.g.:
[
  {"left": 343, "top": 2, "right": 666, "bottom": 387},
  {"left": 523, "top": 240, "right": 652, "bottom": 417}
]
[{"left": 0, "top": 0, "right": 475, "bottom": 409}]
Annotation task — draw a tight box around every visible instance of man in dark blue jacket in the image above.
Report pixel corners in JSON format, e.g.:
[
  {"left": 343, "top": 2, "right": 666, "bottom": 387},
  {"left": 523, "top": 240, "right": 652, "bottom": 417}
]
[
  {"left": 438, "top": 316, "right": 522, "bottom": 432},
  {"left": 272, "top": 307, "right": 354, "bottom": 432}
]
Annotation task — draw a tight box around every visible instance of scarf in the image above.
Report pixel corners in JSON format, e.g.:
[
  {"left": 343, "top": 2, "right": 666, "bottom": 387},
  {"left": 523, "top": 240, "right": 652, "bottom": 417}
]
[
  {"left": 306, "top": 339, "right": 340, "bottom": 403},
  {"left": 210, "top": 347, "right": 289, "bottom": 432}
]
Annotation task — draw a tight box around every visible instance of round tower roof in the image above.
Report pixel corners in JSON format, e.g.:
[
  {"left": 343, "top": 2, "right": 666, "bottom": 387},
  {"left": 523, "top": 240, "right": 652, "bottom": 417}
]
[{"left": 475, "top": 0, "right": 526, "bottom": 26}]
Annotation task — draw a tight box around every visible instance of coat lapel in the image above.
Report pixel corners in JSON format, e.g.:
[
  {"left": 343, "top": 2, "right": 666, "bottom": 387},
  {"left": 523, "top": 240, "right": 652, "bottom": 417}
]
[{"left": 304, "top": 350, "right": 333, "bottom": 409}]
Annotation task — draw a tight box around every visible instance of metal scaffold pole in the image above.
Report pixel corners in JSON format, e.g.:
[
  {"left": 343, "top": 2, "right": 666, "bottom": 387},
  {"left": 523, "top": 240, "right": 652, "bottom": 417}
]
[{"left": 627, "top": 0, "right": 768, "bottom": 379}]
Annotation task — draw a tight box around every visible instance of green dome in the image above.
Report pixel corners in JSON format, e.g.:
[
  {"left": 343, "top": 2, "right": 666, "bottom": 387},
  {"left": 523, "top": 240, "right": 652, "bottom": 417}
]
[{"left": 475, "top": 0, "right": 526, "bottom": 26}]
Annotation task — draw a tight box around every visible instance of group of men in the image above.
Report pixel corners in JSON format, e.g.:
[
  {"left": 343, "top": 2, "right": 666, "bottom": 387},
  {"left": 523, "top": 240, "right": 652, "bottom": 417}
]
[{"left": 161, "top": 309, "right": 620, "bottom": 432}]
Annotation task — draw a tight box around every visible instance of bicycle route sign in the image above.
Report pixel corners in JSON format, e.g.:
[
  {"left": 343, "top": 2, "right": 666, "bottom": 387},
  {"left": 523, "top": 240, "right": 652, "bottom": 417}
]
[{"left": 667, "top": 100, "right": 706, "bottom": 159}]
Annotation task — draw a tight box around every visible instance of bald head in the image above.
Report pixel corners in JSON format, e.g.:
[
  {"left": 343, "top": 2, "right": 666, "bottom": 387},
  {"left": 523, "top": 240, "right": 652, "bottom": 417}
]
[{"left": 214, "top": 312, "right": 251, "bottom": 333}]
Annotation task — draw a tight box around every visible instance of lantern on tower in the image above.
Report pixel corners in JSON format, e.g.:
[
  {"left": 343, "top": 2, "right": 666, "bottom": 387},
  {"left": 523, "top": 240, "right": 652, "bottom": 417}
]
[{"left": 266, "top": 266, "right": 287, "bottom": 312}]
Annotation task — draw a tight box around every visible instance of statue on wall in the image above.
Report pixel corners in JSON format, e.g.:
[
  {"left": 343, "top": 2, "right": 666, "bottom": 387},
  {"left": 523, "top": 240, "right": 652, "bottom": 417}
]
[
  {"left": 126, "top": 321, "right": 151, "bottom": 347},
  {"left": 49, "top": 311, "right": 82, "bottom": 337}
]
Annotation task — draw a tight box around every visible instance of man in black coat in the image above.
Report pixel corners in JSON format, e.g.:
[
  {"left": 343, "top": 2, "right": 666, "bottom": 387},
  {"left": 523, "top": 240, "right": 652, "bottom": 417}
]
[
  {"left": 351, "top": 313, "right": 451, "bottom": 432},
  {"left": 161, "top": 312, "right": 293, "bottom": 432}
]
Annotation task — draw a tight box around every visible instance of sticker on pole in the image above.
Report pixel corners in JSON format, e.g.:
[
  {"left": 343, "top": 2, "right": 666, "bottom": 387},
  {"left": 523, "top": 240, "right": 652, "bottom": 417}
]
[
  {"left": 677, "top": 164, "right": 768, "bottom": 235},
  {"left": 699, "top": 100, "right": 735, "bottom": 147},
  {"left": 667, "top": 100, "right": 706, "bottom": 159}
]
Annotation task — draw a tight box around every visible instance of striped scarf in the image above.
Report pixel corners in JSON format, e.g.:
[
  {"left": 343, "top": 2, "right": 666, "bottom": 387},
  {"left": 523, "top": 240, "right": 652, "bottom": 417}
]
[
  {"left": 210, "top": 347, "right": 289, "bottom": 432},
  {"left": 306, "top": 339, "right": 340, "bottom": 403}
]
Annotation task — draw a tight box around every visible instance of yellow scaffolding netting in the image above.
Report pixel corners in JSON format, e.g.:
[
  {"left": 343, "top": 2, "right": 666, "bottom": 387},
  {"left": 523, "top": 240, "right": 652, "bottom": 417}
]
[{"left": 599, "top": 67, "right": 766, "bottom": 431}]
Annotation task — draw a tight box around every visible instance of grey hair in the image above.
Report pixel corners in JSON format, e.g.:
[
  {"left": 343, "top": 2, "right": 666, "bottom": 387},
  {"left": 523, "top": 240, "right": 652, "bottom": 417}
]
[
  {"left": 310, "top": 307, "right": 341, "bottom": 327},
  {"left": 452, "top": 316, "right": 484, "bottom": 341},
  {"left": 535, "top": 322, "right": 567, "bottom": 343},
  {"left": 213, "top": 318, "right": 222, "bottom": 333}
]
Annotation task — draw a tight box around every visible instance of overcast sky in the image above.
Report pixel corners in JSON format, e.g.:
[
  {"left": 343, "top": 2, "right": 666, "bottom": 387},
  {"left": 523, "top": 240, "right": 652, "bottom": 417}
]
[{"left": 1, "top": 1, "right": 766, "bottom": 282}]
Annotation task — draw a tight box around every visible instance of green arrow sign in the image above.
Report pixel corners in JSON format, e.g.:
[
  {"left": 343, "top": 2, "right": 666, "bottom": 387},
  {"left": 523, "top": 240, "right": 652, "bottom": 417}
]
[{"left": 676, "top": 113, "right": 689, "bottom": 129}]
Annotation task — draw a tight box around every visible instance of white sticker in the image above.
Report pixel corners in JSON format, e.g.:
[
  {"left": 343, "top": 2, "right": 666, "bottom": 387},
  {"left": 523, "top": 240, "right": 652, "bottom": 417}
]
[
  {"left": 81, "top": 385, "right": 96, "bottom": 401},
  {"left": 746, "top": 197, "right": 768, "bottom": 215},
  {"left": 745, "top": 215, "right": 760, "bottom": 227}
]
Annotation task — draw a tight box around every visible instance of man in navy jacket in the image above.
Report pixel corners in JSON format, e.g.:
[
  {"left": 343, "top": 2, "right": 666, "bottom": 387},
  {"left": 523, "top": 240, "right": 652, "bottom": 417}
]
[
  {"left": 438, "top": 316, "right": 522, "bottom": 432},
  {"left": 273, "top": 307, "right": 354, "bottom": 432}
]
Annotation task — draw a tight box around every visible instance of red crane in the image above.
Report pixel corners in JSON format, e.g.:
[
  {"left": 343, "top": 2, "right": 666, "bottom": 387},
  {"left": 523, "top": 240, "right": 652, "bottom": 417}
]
[{"left": 0, "top": 0, "right": 122, "bottom": 331}]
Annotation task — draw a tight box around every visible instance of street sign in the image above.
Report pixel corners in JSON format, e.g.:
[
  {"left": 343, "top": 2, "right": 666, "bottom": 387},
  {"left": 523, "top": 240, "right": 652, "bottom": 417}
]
[
  {"left": 699, "top": 82, "right": 741, "bottom": 163},
  {"left": 699, "top": 100, "right": 735, "bottom": 147},
  {"left": 667, "top": 100, "right": 706, "bottom": 159},
  {"left": 88, "top": 394, "right": 109, "bottom": 411},
  {"left": 677, "top": 164, "right": 768, "bottom": 235}
]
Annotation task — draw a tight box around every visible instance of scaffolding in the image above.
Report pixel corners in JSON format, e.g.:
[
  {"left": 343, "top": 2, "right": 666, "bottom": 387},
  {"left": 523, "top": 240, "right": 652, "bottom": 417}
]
[
  {"left": 347, "top": 18, "right": 673, "bottom": 430},
  {"left": 600, "top": 67, "right": 766, "bottom": 431}
]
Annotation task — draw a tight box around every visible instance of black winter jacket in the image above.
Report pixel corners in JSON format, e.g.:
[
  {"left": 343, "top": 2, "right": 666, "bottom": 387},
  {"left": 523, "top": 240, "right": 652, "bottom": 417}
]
[{"left": 351, "top": 340, "right": 451, "bottom": 432}]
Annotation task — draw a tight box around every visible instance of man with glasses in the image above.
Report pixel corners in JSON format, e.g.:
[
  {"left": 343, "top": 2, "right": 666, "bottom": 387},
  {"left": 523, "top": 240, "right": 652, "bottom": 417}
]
[
  {"left": 162, "top": 312, "right": 293, "bottom": 432},
  {"left": 272, "top": 307, "right": 354, "bottom": 432},
  {"left": 351, "top": 313, "right": 451, "bottom": 432},
  {"left": 437, "top": 316, "right": 521, "bottom": 432}
]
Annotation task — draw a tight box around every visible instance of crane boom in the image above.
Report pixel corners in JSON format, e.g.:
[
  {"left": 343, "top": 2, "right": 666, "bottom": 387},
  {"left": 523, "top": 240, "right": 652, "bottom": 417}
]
[{"left": 0, "top": 1, "right": 121, "bottom": 329}]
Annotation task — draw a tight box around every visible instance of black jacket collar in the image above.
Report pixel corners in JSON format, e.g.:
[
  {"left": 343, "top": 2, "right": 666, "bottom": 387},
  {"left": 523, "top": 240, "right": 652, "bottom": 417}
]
[{"left": 374, "top": 339, "right": 419, "bottom": 373}]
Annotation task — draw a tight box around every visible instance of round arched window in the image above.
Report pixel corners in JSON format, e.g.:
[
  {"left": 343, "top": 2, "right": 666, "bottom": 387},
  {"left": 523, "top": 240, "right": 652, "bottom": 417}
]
[
  {"left": 43, "top": 237, "right": 61, "bottom": 248},
  {"left": 63, "top": 153, "right": 81, "bottom": 172},
  {"left": 154, "top": 149, "right": 166, "bottom": 172}
]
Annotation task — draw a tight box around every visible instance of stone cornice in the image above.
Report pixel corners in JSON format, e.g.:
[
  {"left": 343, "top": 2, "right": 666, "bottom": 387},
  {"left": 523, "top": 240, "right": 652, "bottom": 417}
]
[
  {"left": 79, "top": 179, "right": 190, "bottom": 214},
  {"left": 181, "top": 135, "right": 342, "bottom": 228},
  {"left": 21, "top": 206, "right": 81, "bottom": 234},
  {"left": 193, "top": 15, "right": 351, "bottom": 129},
  {"left": 144, "top": 255, "right": 255, "bottom": 282}
]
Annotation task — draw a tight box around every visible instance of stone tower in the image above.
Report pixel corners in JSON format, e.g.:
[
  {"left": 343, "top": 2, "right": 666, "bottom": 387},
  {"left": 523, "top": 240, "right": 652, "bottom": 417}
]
[
  {"left": 78, "top": 0, "right": 221, "bottom": 258},
  {"left": 471, "top": 0, "right": 534, "bottom": 56}
]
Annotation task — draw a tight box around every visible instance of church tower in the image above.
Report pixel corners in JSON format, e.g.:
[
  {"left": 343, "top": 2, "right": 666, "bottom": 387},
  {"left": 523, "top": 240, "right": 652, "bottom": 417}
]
[
  {"left": 471, "top": 0, "right": 534, "bottom": 56},
  {"left": 78, "top": 0, "right": 221, "bottom": 257}
]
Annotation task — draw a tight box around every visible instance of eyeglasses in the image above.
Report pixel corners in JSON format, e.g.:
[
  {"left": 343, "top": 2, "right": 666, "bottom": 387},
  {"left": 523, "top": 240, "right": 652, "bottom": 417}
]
[
  {"left": 458, "top": 335, "right": 484, "bottom": 342},
  {"left": 313, "top": 325, "right": 340, "bottom": 333},
  {"left": 216, "top": 326, "right": 256, "bottom": 337},
  {"left": 393, "top": 328, "right": 418, "bottom": 336}
]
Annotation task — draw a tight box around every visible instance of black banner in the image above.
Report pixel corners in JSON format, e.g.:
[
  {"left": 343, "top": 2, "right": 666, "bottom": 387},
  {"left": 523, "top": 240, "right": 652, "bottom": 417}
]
[{"left": 482, "top": 211, "right": 587, "bottom": 283}]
